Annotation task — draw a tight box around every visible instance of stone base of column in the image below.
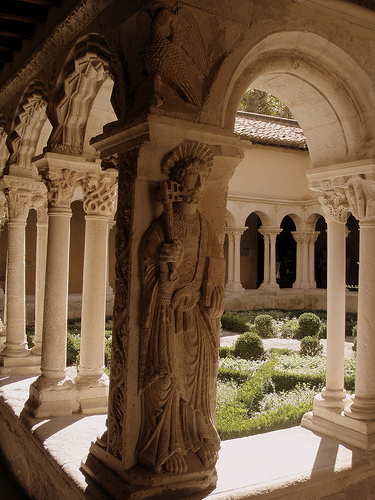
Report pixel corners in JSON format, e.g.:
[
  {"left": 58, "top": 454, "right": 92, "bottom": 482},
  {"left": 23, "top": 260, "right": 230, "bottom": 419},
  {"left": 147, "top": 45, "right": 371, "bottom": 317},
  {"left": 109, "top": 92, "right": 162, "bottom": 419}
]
[
  {"left": 225, "top": 282, "right": 244, "bottom": 292},
  {"left": 82, "top": 441, "right": 217, "bottom": 500},
  {"left": 74, "top": 373, "right": 109, "bottom": 415},
  {"left": 0, "top": 353, "right": 41, "bottom": 375},
  {"left": 26, "top": 375, "right": 79, "bottom": 417},
  {"left": 259, "top": 282, "right": 279, "bottom": 291},
  {"left": 302, "top": 406, "right": 375, "bottom": 451}
]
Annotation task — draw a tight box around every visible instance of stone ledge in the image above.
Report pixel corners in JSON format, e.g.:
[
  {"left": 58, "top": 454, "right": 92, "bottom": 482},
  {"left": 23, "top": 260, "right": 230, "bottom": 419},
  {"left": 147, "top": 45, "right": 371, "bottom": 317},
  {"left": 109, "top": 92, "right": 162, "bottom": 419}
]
[{"left": 1, "top": 375, "right": 375, "bottom": 499}]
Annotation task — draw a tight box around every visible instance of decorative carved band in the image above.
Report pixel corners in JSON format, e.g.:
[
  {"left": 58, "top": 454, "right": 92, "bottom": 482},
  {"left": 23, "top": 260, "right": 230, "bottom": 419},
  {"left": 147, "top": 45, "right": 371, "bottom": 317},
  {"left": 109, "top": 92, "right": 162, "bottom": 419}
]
[
  {"left": 106, "top": 148, "right": 138, "bottom": 460},
  {"left": 81, "top": 170, "right": 118, "bottom": 217}
]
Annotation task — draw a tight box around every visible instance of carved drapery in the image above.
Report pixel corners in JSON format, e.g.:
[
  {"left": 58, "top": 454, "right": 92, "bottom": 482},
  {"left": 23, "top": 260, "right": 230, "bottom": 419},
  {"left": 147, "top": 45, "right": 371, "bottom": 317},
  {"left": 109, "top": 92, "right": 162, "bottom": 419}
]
[{"left": 106, "top": 149, "right": 138, "bottom": 460}]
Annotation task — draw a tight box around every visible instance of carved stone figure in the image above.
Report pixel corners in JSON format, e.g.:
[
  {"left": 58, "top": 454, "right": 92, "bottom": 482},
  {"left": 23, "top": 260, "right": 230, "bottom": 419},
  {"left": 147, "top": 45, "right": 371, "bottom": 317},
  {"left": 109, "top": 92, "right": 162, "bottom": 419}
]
[
  {"left": 137, "top": 2, "right": 209, "bottom": 107},
  {"left": 137, "top": 141, "right": 225, "bottom": 474}
]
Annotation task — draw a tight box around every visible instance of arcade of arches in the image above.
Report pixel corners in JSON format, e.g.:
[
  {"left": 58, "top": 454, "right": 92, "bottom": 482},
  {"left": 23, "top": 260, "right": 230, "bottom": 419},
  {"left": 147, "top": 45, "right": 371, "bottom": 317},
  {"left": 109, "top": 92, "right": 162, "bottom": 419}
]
[{"left": 1, "top": 0, "right": 375, "bottom": 498}]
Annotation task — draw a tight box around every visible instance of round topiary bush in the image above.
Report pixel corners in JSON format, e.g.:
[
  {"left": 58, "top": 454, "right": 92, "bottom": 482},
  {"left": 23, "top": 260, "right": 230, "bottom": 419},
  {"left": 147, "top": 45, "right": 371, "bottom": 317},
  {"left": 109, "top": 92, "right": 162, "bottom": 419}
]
[
  {"left": 300, "top": 335, "right": 323, "bottom": 356},
  {"left": 233, "top": 332, "right": 265, "bottom": 360},
  {"left": 254, "top": 314, "right": 274, "bottom": 338},
  {"left": 319, "top": 323, "right": 327, "bottom": 339},
  {"left": 296, "top": 312, "right": 321, "bottom": 339}
]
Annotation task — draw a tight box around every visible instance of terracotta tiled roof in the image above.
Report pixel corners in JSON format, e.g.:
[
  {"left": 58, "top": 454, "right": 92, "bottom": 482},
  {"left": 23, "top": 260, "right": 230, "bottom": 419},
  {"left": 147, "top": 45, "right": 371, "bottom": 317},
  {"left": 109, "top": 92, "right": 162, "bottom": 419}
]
[{"left": 235, "top": 111, "right": 308, "bottom": 150}]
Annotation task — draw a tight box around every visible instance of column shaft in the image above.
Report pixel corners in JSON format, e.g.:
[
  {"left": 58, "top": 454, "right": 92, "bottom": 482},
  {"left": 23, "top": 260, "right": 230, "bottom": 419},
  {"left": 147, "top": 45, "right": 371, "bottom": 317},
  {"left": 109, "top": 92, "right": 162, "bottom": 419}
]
[
  {"left": 233, "top": 231, "right": 242, "bottom": 286},
  {"left": 32, "top": 222, "right": 48, "bottom": 355},
  {"left": 262, "top": 234, "right": 270, "bottom": 286},
  {"left": 269, "top": 233, "right": 278, "bottom": 286},
  {"left": 345, "top": 221, "right": 375, "bottom": 419},
  {"left": 2, "top": 220, "right": 28, "bottom": 356},
  {"left": 41, "top": 208, "right": 72, "bottom": 380},
  {"left": 226, "top": 233, "right": 234, "bottom": 285},
  {"left": 78, "top": 215, "right": 108, "bottom": 379},
  {"left": 293, "top": 239, "right": 302, "bottom": 288}
]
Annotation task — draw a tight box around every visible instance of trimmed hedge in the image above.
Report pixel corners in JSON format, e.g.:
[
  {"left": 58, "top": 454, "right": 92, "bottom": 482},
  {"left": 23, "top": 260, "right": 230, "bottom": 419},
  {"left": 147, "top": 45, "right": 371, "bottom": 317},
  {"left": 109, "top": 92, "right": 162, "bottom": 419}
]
[
  {"left": 233, "top": 332, "right": 265, "bottom": 360},
  {"left": 254, "top": 314, "right": 274, "bottom": 338}
]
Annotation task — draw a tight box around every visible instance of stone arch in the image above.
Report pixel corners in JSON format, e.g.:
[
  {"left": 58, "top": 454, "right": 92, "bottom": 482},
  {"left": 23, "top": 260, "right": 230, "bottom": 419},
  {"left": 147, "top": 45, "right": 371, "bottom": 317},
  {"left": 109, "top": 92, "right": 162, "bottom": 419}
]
[
  {"left": 48, "top": 34, "right": 114, "bottom": 155},
  {"left": 206, "top": 31, "right": 375, "bottom": 169},
  {"left": 8, "top": 82, "right": 48, "bottom": 173}
]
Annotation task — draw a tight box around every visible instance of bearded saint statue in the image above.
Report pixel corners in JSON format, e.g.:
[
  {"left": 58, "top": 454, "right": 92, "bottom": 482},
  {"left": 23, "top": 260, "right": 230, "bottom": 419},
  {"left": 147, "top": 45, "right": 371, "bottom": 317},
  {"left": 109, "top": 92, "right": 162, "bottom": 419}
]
[{"left": 136, "top": 141, "right": 225, "bottom": 474}]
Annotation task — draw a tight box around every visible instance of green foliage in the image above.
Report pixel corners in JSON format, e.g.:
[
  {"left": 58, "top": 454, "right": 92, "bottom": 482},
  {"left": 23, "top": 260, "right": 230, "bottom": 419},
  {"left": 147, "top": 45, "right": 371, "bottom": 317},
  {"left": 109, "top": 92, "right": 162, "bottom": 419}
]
[
  {"left": 66, "top": 331, "right": 80, "bottom": 366},
  {"left": 221, "top": 311, "right": 250, "bottom": 333},
  {"left": 239, "top": 88, "right": 294, "bottom": 119},
  {"left": 239, "top": 353, "right": 279, "bottom": 413},
  {"left": 233, "top": 332, "right": 265, "bottom": 360},
  {"left": 253, "top": 314, "right": 274, "bottom": 338},
  {"left": 219, "top": 345, "right": 234, "bottom": 359},
  {"left": 278, "top": 318, "right": 299, "bottom": 338},
  {"left": 352, "top": 324, "right": 357, "bottom": 352},
  {"left": 319, "top": 323, "right": 327, "bottom": 339},
  {"left": 300, "top": 336, "right": 323, "bottom": 357},
  {"left": 272, "top": 354, "right": 326, "bottom": 391},
  {"left": 296, "top": 313, "right": 321, "bottom": 339},
  {"left": 218, "top": 357, "right": 265, "bottom": 384},
  {"left": 105, "top": 330, "right": 112, "bottom": 369},
  {"left": 26, "top": 325, "right": 35, "bottom": 349}
]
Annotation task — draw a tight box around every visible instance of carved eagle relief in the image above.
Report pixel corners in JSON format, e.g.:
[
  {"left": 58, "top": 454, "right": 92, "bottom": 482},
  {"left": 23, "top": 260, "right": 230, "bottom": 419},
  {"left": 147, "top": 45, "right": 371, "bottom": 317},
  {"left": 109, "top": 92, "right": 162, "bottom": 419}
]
[{"left": 137, "top": 3, "right": 210, "bottom": 107}]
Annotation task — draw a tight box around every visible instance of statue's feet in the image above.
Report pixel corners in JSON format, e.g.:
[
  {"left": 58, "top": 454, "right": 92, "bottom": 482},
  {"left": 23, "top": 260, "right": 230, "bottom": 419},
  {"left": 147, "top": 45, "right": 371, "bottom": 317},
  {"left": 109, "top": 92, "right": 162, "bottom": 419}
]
[
  {"left": 164, "top": 452, "right": 187, "bottom": 473},
  {"left": 196, "top": 441, "right": 218, "bottom": 468}
]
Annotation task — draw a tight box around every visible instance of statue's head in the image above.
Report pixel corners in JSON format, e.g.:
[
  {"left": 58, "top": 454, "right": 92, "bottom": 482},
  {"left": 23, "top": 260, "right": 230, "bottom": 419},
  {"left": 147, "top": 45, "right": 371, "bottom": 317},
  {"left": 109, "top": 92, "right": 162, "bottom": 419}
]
[{"left": 162, "top": 141, "right": 214, "bottom": 204}]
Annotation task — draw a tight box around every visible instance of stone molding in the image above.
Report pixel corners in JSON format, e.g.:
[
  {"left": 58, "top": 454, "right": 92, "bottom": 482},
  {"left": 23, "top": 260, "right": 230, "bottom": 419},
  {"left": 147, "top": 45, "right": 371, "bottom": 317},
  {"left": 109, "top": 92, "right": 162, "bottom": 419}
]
[
  {"left": 292, "top": 231, "right": 320, "bottom": 244},
  {"left": 81, "top": 169, "right": 118, "bottom": 217}
]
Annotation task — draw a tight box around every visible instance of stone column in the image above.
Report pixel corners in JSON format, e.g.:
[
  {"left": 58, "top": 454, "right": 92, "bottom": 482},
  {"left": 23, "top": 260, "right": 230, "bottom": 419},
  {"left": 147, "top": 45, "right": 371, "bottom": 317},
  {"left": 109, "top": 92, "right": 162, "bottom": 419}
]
[
  {"left": 225, "top": 230, "right": 235, "bottom": 290},
  {"left": 344, "top": 176, "right": 375, "bottom": 422},
  {"left": 106, "top": 219, "right": 116, "bottom": 307},
  {"left": 31, "top": 205, "right": 48, "bottom": 355},
  {"left": 292, "top": 231, "right": 318, "bottom": 289},
  {"left": 0, "top": 177, "right": 45, "bottom": 375},
  {"left": 308, "top": 232, "right": 319, "bottom": 289},
  {"left": 27, "top": 167, "right": 79, "bottom": 417},
  {"left": 74, "top": 170, "right": 117, "bottom": 414},
  {"left": 259, "top": 228, "right": 281, "bottom": 290},
  {"left": 0, "top": 194, "right": 7, "bottom": 346}
]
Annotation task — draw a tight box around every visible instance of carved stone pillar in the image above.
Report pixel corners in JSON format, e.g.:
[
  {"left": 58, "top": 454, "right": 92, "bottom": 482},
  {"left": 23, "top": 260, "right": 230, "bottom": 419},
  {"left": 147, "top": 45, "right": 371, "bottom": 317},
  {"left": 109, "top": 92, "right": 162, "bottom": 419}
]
[
  {"left": 259, "top": 228, "right": 281, "bottom": 290},
  {"left": 0, "top": 177, "right": 45, "bottom": 375},
  {"left": 74, "top": 170, "right": 117, "bottom": 414},
  {"left": 106, "top": 219, "right": 116, "bottom": 306},
  {"left": 225, "top": 227, "right": 245, "bottom": 291},
  {"left": 27, "top": 166, "right": 79, "bottom": 416},
  {"left": 31, "top": 205, "right": 48, "bottom": 355}
]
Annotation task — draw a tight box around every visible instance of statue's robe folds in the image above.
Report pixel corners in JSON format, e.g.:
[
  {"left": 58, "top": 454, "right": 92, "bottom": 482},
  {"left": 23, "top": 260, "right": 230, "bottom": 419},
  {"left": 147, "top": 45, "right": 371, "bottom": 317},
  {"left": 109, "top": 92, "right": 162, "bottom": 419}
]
[{"left": 137, "top": 208, "right": 225, "bottom": 471}]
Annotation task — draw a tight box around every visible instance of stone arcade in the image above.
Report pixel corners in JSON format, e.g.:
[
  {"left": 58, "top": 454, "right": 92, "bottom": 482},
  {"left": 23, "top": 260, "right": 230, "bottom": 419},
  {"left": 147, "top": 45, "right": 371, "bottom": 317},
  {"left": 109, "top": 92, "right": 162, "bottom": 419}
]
[{"left": 1, "top": 0, "right": 375, "bottom": 498}]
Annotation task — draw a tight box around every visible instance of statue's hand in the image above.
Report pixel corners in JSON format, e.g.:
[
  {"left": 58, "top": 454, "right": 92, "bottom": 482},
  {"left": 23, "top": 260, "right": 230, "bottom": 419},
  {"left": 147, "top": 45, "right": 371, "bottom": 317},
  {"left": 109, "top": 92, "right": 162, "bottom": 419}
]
[{"left": 159, "top": 239, "right": 184, "bottom": 281}]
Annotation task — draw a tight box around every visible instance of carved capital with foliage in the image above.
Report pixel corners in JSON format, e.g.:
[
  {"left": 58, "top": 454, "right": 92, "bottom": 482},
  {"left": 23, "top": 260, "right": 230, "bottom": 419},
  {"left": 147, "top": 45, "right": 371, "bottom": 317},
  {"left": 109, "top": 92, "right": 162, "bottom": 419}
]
[
  {"left": 344, "top": 174, "right": 375, "bottom": 222},
  {"left": 0, "top": 175, "right": 47, "bottom": 221},
  {"left": 42, "top": 168, "right": 78, "bottom": 208}
]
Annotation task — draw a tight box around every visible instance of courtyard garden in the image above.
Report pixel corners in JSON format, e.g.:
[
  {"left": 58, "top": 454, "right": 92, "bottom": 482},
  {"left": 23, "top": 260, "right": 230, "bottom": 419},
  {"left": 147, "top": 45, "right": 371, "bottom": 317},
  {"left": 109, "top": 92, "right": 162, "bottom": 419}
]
[{"left": 26, "top": 309, "right": 357, "bottom": 441}]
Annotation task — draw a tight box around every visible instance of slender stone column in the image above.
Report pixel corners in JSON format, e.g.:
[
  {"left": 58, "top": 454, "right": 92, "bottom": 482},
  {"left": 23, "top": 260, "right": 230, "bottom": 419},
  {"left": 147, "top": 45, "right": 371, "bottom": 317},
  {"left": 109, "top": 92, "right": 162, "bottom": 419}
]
[
  {"left": 293, "top": 233, "right": 302, "bottom": 288},
  {"left": 225, "top": 230, "right": 235, "bottom": 289},
  {"left": 308, "top": 232, "right": 319, "bottom": 289},
  {"left": 27, "top": 167, "right": 79, "bottom": 417},
  {"left": 74, "top": 170, "right": 117, "bottom": 414},
  {"left": 259, "top": 230, "right": 270, "bottom": 288},
  {"left": 106, "top": 219, "right": 116, "bottom": 306},
  {"left": 31, "top": 207, "right": 48, "bottom": 355},
  {"left": 0, "top": 195, "right": 7, "bottom": 346},
  {"left": 259, "top": 228, "right": 281, "bottom": 290},
  {"left": 0, "top": 177, "right": 45, "bottom": 375},
  {"left": 233, "top": 228, "right": 245, "bottom": 291}
]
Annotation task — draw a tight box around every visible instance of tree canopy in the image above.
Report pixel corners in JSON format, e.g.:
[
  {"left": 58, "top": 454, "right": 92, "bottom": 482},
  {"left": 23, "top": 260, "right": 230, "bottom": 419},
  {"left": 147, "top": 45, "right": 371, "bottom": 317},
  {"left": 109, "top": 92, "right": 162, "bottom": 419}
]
[{"left": 239, "top": 88, "right": 294, "bottom": 119}]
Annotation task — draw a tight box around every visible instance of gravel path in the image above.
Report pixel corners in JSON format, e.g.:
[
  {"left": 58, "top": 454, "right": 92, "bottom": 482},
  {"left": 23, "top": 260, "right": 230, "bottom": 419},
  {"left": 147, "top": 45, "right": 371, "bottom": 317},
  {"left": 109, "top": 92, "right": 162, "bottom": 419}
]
[{"left": 220, "top": 331, "right": 355, "bottom": 358}]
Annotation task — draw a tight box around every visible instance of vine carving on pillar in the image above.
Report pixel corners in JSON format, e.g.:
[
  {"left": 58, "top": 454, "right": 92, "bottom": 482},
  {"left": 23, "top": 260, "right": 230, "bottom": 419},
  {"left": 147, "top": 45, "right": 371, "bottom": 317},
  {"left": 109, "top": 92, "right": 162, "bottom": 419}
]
[
  {"left": 106, "top": 149, "right": 138, "bottom": 460},
  {"left": 136, "top": 141, "right": 224, "bottom": 474},
  {"left": 318, "top": 191, "right": 349, "bottom": 224},
  {"left": 345, "top": 174, "right": 375, "bottom": 221}
]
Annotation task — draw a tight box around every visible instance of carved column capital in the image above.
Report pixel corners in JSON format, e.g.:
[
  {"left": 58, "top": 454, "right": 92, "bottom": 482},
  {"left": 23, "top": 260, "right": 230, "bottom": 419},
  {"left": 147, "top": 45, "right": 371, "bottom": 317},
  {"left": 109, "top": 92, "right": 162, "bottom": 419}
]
[
  {"left": 292, "top": 231, "right": 319, "bottom": 244},
  {"left": 344, "top": 174, "right": 375, "bottom": 222},
  {"left": 0, "top": 175, "right": 47, "bottom": 221},
  {"left": 259, "top": 227, "right": 282, "bottom": 238},
  {"left": 81, "top": 169, "right": 118, "bottom": 217},
  {"left": 42, "top": 167, "right": 78, "bottom": 209}
]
